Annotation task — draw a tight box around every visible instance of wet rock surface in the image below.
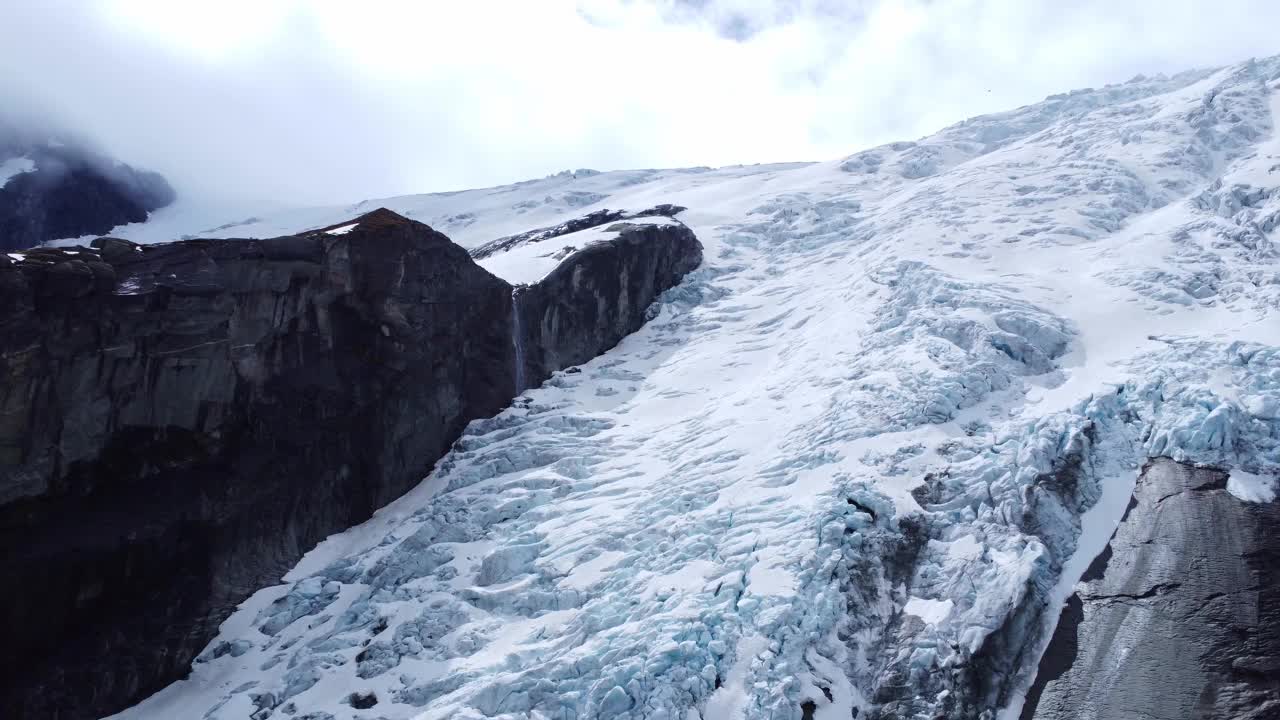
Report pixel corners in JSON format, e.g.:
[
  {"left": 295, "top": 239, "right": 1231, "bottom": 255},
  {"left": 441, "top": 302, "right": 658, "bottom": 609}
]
[
  {"left": 0, "top": 208, "right": 701, "bottom": 719},
  {"left": 0, "top": 209, "right": 513, "bottom": 719},
  {"left": 1024, "top": 458, "right": 1280, "bottom": 720}
]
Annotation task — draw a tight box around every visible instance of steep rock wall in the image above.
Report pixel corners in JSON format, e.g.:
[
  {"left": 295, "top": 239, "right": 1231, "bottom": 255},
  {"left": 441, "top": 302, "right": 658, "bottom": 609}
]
[
  {"left": 514, "top": 221, "right": 703, "bottom": 389},
  {"left": 0, "top": 207, "right": 700, "bottom": 719},
  {"left": 1023, "top": 458, "right": 1280, "bottom": 720},
  {"left": 0, "top": 209, "right": 513, "bottom": 718}
]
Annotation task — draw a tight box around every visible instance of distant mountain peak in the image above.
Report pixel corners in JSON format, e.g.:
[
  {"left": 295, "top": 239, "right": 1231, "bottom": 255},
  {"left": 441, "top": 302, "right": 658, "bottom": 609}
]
[{"left": 0, "top": 120, "right": 174, "bottom": 252}]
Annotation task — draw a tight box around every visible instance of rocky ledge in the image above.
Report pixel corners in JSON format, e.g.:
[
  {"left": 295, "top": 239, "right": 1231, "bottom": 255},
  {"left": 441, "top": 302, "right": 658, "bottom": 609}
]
[{"left": 0, "top": 208, "right": 702, "bottom": 719}]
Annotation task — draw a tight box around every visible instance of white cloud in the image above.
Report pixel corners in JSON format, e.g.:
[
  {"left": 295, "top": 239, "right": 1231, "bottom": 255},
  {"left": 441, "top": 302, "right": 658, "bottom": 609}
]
[{"left": 1, "top": 0, "right": 1277, "bottom": 215}]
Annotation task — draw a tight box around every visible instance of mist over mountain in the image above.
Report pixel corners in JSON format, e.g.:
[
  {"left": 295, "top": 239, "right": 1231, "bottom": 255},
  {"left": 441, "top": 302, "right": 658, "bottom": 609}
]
[{"left": 0, "top": 115, "right": 173, "bottom": 252}]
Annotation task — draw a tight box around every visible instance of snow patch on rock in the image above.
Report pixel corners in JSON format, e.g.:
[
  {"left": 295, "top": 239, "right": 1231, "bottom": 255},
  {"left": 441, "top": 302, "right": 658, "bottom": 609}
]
[{"left": 1227, "top": 469, "right": 1277, "bottom": 503}]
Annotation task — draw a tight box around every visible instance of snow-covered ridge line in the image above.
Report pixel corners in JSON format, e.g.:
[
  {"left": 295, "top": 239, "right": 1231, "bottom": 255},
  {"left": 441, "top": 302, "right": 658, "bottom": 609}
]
[
  {"left": 96, "top": 165, "right": 806, "bottom": 248},
  {"left": 477, "top": 214, "right": 685, "bottom": 286},
  {"left": 115, "top": 55, "right": 1280, "bottom": 720}
]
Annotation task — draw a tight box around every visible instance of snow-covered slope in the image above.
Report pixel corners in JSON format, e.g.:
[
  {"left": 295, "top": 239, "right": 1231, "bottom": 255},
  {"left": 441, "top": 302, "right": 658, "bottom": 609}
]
[
  {"left": 95, "top": 164, "right": 809, "bottom": 249},
  {"left": 115, "top": 58, "right": 1280, "bottom": 720}
]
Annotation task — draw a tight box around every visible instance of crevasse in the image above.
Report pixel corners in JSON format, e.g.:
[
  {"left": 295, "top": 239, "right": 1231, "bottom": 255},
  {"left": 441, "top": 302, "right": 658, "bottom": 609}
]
[{"left": 114, "top": 55, "right": 1280, "bottom": 720}]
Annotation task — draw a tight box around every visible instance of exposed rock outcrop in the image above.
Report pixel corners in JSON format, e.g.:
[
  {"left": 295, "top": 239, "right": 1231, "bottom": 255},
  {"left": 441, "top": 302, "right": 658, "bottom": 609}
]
[
  {"left": 0, "top": 209, "right": 512, "bottom": 719},
  {"left": 1023, "top": 458, "right": 1280, "bottom": 720},
  {"left": 0, "top": 142, "right": 174, "bottom": 252},
  {"left": 0, "top": 208, "right": 702, "bottom": 719},
  {"left": 514, "top": 219, "right": 702, "bottom": 389}
]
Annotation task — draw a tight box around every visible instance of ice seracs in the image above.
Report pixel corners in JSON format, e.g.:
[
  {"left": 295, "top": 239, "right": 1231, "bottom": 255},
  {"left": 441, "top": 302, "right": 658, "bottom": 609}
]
[{"left": 114, "top": 54, "right": 1280, "bottom": 720}]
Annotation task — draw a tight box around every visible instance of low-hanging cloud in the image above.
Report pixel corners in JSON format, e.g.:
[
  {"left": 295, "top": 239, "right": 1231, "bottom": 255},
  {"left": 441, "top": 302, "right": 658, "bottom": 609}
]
[{"left": 3, "top": 0, "right": 1279, "bottom": 216}]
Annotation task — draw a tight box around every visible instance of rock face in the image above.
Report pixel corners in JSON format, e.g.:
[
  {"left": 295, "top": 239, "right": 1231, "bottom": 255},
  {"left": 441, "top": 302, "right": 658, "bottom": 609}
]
[
  {"left": 514, "top": 220, "right": 703, "bottom": 389},
  {"left": 0, "top": 208, "right": 701, "bottom": 719},
  {"left": 0, "top": 143, "right": 175, "bottom": 252},
  {"left": 1023, "top": 458, "right": 1280, "bottom": 720},
  {"left": 0, "top": 209, "right": 512, "bottom": 719}
]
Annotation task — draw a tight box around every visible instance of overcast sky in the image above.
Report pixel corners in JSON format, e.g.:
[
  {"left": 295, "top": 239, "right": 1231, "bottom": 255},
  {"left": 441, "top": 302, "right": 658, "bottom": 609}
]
[{"left": 3, "top": 0, "right": 1279, "bottom": 211}]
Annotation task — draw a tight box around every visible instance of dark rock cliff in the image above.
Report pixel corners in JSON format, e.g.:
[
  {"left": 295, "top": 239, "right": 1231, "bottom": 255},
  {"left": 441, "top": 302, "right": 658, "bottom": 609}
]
[
  {"left": 0, "top": 209, "right": 513, "bottom": 718},
  {"left": 0, "top": 207, "right": 700, "bottom": 719},
  {"left": 0, "top": 144, "right": 175, "bottom": 252},
  {"left": 1023, "top": 458, "right": 1280, "bottom": 720},
  {"left": 513, "top": 220, "right": 703, "bottom": 390}
]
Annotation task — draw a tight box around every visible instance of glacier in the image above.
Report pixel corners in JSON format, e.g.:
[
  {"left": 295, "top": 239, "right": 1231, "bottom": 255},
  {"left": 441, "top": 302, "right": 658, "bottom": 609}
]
[{"left": 112, "top": 56, "right": 1280, "bottom": 720}]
